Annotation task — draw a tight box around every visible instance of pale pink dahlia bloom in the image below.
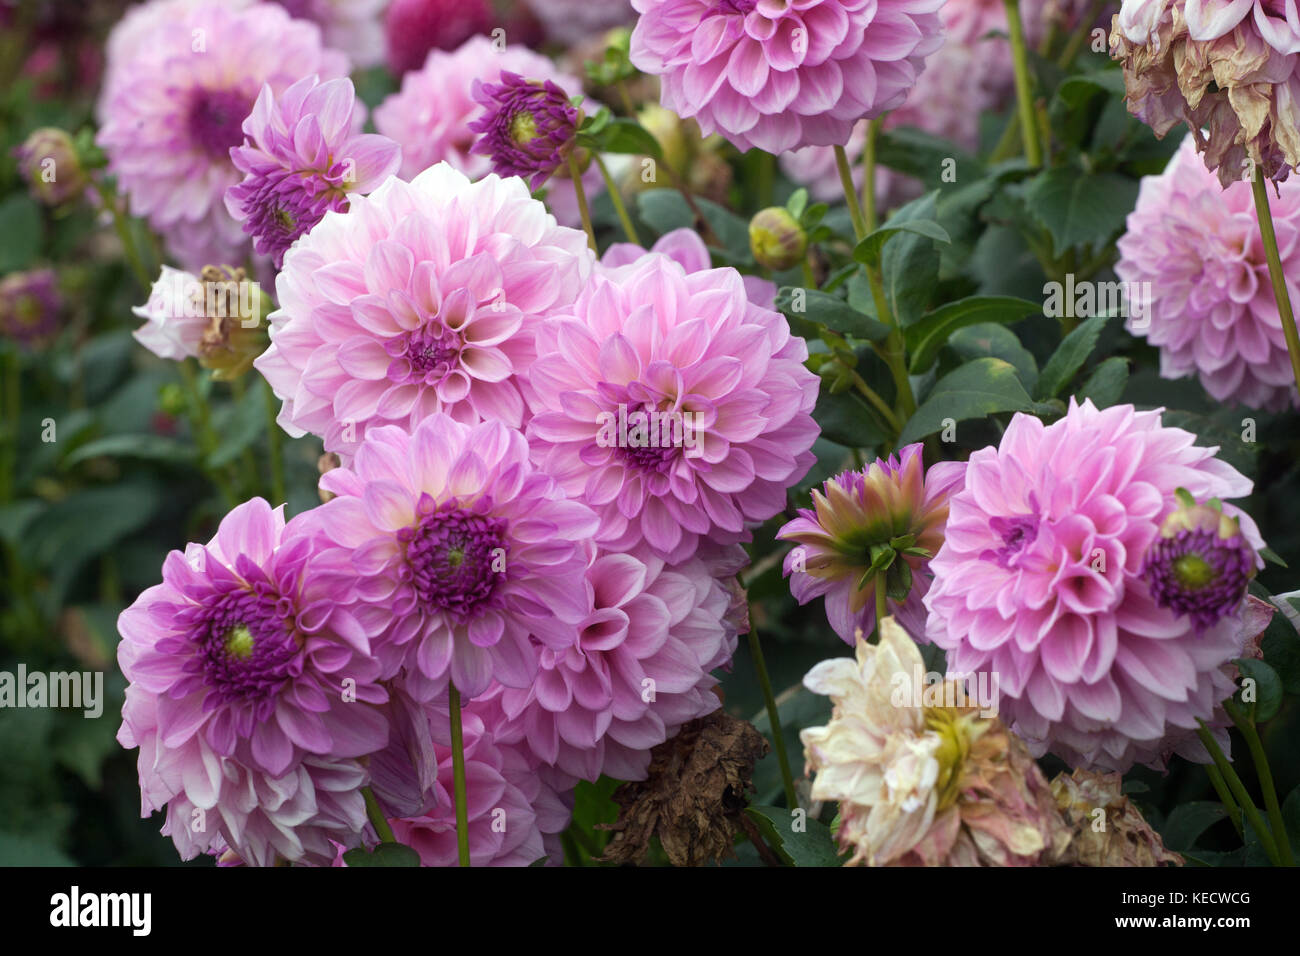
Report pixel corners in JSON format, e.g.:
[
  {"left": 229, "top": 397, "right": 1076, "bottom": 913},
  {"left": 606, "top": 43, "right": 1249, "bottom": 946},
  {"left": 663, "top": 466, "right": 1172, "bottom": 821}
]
[
  {"left": 629, "top": 0, "right": 947, "bottom": 155},
  {"left": 487, "top": 541, "right": 744, "bottom": 782},
  {"left": 602, "top": 227, "right": 777, "bottom": 309},
  {"left": 372, "top": 35, "right": 605, "bottom": 228},
  {"left": 131, "top": 266, "right": 208, "bottom": 362},
  {"left": 226, "top": 75, "right": 402, "bottom": 268},
  {"left": 527, "top": 252, "right": 820, "bottom": 563},
  {"left": 923, "top": 399, "right": 1268, "bottom": 772},
  {"left": 96, "top": 0, "right": 349, "bottom": 271},
  {"left": 254, "top": 164, "right": 593, "bottom": 457},
  {"left": 779, "top": 444, "right": 965, "bottom": 644},
  {"left": 117, "top": 498, "right": 391, "bottom": 778},
  {"left": 313, "top": 415, "right": 600, "bottom": 700},
  {"left": 1116, "top": 135, "right": 1300, "bottom": 410}
]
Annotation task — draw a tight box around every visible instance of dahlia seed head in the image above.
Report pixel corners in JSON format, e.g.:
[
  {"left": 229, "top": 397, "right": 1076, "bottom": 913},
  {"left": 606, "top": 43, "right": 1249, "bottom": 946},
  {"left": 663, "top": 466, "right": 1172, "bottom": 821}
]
[{"left": 1142, "top": 489, "right": 1257, "bottom": 633}]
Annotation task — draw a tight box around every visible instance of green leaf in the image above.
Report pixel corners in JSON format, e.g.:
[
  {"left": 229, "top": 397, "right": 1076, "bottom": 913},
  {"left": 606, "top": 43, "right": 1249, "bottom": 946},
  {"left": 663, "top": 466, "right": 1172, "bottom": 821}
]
[
  {"left": 0, "top": 194, "right": 43, "bottom": 272},
  {"left": 1235, "top": 658, "right": 1283, "bottom": 723},
  {"left": 1161, "top": 802, "right": 1229, "bottom": 852},
  {"left": 1020, "top": 167, "right": 1139, "bottom": 256},
  {"left": 899, "top": 357, "right": 1036, "bottom": 444},
  {"left": 1035, "top": 313, "right": 1109, "bottom": 400},
  {"left": 744, "top": 806, "right": 845, "bottom": 867},
  {"left": 209, "top": 383, "right": 268, "bottom": 469},
  {"left": 854, "top": 218, "right": 950, "bottom": 269},
  {"left": 1283, "top": 784, "right": 1300, "bottom": 857},
  {"left": 0, "top": 832, "right": 75, "bottom": 867},
  {"left": 947, "top": 323, "right": 1039, "bottom": 394},
  {"left": 634, "top": 190, "right": 752, "bottom": 265},
  {"left": 62, "top": 433, "right": 196, "bottom": 469},
  {"left": 1055, "top": 69, "right": 1127, "bottom": 110},
  {"left": 775, "top": 287, "right": 890, "bottom": 341},
  {"left": 343, "top": 842, "right": 421, "bottom": 866},
  {"left": 905, "top": 295, "right": 1040, "bottom": 373},
  {"left": 813, "top": 389, "right": 888, "bottom": 448},
  {"left": 874, "top": 127, "right": 982, "bottom": 189},
  {"left": 880, "top": 192, "right": 943, "bottom": 327},
  {"left": 590, "top": 118, "right": 663, "bottom": 159},
  {"left": 1079, "top": 356, "right": 1130, "bottom": 408}
]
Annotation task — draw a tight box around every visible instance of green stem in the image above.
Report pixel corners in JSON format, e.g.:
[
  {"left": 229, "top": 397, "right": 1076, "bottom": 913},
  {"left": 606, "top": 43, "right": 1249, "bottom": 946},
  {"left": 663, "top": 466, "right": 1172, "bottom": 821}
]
[
  {"left": 874, "top": 578, "right": 887, "bottom": 639},
  {"left": 1196, "top": 721, "right": 1282, "bottom": 865},
  {"left": 748, "top": 623, "right": 799, "bottom": 810},
  {"left": 1226, "top": 700, "right": 1295, "bottom": 866},
  {"left": 450, "top": 684, "right": 472, "bottom": 867},
  {"left": 1055, "top": 0, "right": 1108, "bottom": 69},
  {"left": 862, "top": 118, "right": 882, "bottom": 232},
  {"left": 801, "top": 256, "right": 817, "bottom": 290},
  {"left": 1204, "top": 762, "right": 1243, "bottom": 838},
  {"left": 178, "top": 361, "right": 238, "bottom": 509},
  {"left": 1004, "top": 0, "right": 1043, "bottom": 168},
  {"left": 1, "top": 348, "right": 18, "bottom": 505},
  {"left": 757, "top": 150, "right": 775, "bottom": 209},
  {"left": 568, "top": 155, "right": 598, "bottom": 252},
  {"left": 834, "top": 144, "right": 868, "bottom": 241},
  {"left": 1251, "top": 175, "right": 1300, "bottom": 401},
  {"left": 93, "top": 179, "right": 151, "bottom": 289},
  {"left": 850, "top": 370, "right": 902, "bottom": 433},
  {"left": 594, "top": 154, "right": 639, "bottom": 245},
  {"left": 262, "top": 379, "right": 287, "bottom": 507},
  {"left": 362, "top": 786, "right": 396, "bottom": 844}
]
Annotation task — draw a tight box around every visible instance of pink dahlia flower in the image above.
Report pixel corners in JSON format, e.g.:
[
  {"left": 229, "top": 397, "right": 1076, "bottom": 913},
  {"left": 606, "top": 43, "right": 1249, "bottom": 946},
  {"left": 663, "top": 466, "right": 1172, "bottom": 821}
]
[
  {"left": 313, "top": 415, "right": 600, "bottom": 700},
  {"left": 254, "top": 164, "right": 593, "bottom": 457},
  {"left": 488, "top": 541, "right": 744, "bottom": 782},
  {"left": 779, "top": 444, "right": 965, "bottom": 645},
  {"left": 270, "top": 0, "right": 391, "bottom": 69},
  {"left": 383, "top": 0, "right": 494, "bottom": 76},
  {"left": 226, "top": 75, "right": 402, "bottom": 269},
  {"left": 377, "top": 703, "right": 571, "bottom": 866},
  {"left": 117, "top": 498, "right": 391, "bottom": 778},
  {"left": 601, "top": 227, "right": 778, "bottom": 308},
  {"left": 527, "top": 252, "right": 820, "bottom": 563},
  {"left": 923, "top": 399, "right": 1268, "bottom": 772},
  {"left": 629, "top": 0, "right": 947, "bottom": 155},
  {"left": 96, "top": 0, "right": 349, "bottom": 271},
  {"left": 1116, "top": 135, "right": 1300, "bottom": 411},
  {"left": 120, "top": 685, "right": 369, "bottom": 866},
  {"left": 373, "top": 35, "right": 605, "bottom": 229}
]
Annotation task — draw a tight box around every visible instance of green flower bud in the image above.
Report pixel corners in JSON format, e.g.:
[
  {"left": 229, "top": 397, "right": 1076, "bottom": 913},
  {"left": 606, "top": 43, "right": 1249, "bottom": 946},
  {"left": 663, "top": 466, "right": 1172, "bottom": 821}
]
[{"left": 749, "top": 206, "right": 808, "bottom": 272}]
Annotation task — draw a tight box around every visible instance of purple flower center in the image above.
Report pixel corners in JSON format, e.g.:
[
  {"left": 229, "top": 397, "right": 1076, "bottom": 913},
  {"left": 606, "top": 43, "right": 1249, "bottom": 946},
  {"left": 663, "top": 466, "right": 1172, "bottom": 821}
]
[
  {"left": 229, "top": 168, "right": 341, "bottom": 267},
  {"left": 192, "top": 589, "right": 301, "bottom": 705},
  {"left": 1142, "top": 528, "right": 1253, "bottom": 632},
  {"left": 188, "top": 88, "right": 253, "bottom": 158},
  {"left": 469, "top": 73, "right": 579, "bottom": 190},
  {"left": 982, "top": 512, "right": 1041, "bottom": 568},
  {"left": 387, "top": 325, "right": 462, "bottom": 385},
  {"left": 405, "top": 502, "right": 509, "bottom": 620}
]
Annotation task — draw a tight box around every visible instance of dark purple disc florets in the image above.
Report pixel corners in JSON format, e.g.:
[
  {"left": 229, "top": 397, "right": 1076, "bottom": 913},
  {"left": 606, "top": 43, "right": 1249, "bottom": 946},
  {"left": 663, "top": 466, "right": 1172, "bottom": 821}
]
[{"left": 404, "top": 500, "right": 509, "bottom": 619}]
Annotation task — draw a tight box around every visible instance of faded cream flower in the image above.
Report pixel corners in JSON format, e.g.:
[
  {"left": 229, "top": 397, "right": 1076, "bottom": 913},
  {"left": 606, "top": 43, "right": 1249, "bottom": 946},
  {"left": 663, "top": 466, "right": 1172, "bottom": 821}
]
[
  {"left": 1052, "top": 769, "right": 1184, "bottom": 866},
  {"left": 802, "top": 617, "right": 1067, "bottom": 867}
]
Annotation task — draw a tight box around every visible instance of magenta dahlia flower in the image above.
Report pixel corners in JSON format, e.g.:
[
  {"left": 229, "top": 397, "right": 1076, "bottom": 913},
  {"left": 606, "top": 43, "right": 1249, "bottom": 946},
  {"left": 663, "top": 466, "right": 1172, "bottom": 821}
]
[
  {"left": 373, "top": 35, "right": 605, "bottom": 229},
  {"left": 779, "top": 444, "right": 965, "bottom": 645},
  {"left": 601, "top": 227, "right": 777, "bottom": 308},
  {"left": 629, "top": 0, "right": 947, "bottom": 154},
  {"left": 1116, "top": 135, "right": 1300, "bottom": 411},
  {"left": 313, "top": 415, "right": 600, "bottom": 700},
  {"left": 97, "top": 0, "right": 348, "bottom": 271},
  {"left": 226, "top": 75, "right": 401, "bottom": 269},
  {"left": 383, "top": 0, "right": 494, "bottom": 75},
  {"left": 923, "top": 399, "right": 1268, "bottom": 772},
  {"left": 487, "top": 542, "right": 744, "bottom": 782},
  {"left": 254, "top": 163, "right": 593, "bottom": 457},
  {"left": 120, "top": 685, "right": 369, "bottom": 866},
  {"left": 469, "top": 72, "right": 581, "bottom": 190},
  {"left": 116, "top": 498, "right": 390, "bottom": 778},
  {"left": 527, "top": 252, "right": 820, "bottom": 563}
]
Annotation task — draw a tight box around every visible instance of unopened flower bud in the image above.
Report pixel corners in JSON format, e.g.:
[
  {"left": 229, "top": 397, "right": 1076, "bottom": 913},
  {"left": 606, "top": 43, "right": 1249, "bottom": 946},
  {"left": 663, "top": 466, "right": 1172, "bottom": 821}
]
[
  {"left": 749, "top": 207, "right": 807, "bottom": 272},
  {"left": 13, "top": 128, "right": 87, "bottom": 207}
]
